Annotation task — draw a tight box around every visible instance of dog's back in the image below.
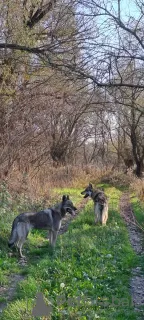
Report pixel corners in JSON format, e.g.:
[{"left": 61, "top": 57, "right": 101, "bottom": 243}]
[
  {"left": 8, "top": 195, "right": 77, "bottom": 258},
  {"left": 8, "top": 209, "right": 58, "bottom": 248},
  {"left": 93, "top": 192, "right": 108, "bottom": 225}
]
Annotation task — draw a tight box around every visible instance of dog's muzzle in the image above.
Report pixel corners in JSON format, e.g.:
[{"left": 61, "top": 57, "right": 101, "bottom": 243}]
[
  {"left": 72, "top": 210, "right": 76, "bottom": 216},
  {"left": 81, "top": 191, "right": 87, "bottom": 197},
  {"left": 82, "top": 193, "right": 89, "bottom": 198},
  {"left": 81, "top": 190, "right": 91, "bottom": 198},
  {"left": 72, "top": 206, "right": 78, "bottom": 216},
  {"left": 67, "top": 208, "right": 76, "bottom": 216}
]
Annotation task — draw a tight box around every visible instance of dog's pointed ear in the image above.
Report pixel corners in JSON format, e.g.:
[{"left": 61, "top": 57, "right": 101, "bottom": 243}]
[
  {"left": 67, "top": 195, "right": 69, "bottom": 200},
  {"left": 89, "top": 183, "right": 93, "bottom": 188},
  {"left": 62, "top": 195, "right": 67, "bottom": 202}
]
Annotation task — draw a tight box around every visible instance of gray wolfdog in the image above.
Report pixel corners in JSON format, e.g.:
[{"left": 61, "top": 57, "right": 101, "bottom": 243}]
[
  {"left": 8, "top": 195, "right": 77, "bottom": 258},
  {"left": 81, "top": 183, "right": 108, "bottom": 225}
]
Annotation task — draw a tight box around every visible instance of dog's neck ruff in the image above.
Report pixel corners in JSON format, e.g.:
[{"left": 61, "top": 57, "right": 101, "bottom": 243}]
[
  {"left": 60, "top": 206, "right": 67, "bottom": 218},
  {"left": 91, "top": 190, "right": 102, "bottom": 201}
]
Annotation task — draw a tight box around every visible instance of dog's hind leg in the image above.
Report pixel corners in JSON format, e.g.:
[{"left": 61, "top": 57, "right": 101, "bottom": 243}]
[
  {"left": 104, "top": 212, "right": 108, "bottom": 225},
  {"left": 16, "top": 222, "right": 30, "bottom": 258},
  {"left": 18, "top": 240, "right": 25, "bottom": 258},
  {"left": 16, "top": 234, "right": 26, "bottom": 258},
  {"left": 101, "top": 214, "right": 106, "bottom": 225},
  {"left": 101, "top": 205, "right": 108, "bottom": 225}
]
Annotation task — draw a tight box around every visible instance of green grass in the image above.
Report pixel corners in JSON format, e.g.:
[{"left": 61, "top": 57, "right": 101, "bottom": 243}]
[
  {"left": 130, "top": 194, "right": 144, "bottom": 227},
  {"left": 0, "top": 186, "right": 138, "bottom": 319},
  {"left": 0, "top": 187, "right": 81, "bottom": 279},
  {"left": 52, "top": 187, "right": 83, "bottom": 203}
]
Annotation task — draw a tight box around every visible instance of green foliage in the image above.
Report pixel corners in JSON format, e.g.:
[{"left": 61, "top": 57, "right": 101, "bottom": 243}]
[
  {"left": 0, "top": 186, "right": 138, "bottom": 319},
  {"left": 130, "top": 195, "right": 144, "bottom": 227}
]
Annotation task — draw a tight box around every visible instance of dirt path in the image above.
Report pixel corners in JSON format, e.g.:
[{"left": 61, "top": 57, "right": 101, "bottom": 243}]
[
  {"left": 120, "top": 193, "right": 144, "bottom": 318},
  {"left": 0, "top": 274, "right": 25, "bottom": 314}
]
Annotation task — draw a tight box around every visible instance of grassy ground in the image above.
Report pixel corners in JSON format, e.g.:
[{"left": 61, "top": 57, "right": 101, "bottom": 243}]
[
  {"left": 130, "top": 195, "right": 144, "bottom": 228},
  {"left": 0, "top": 185, "right": 138, "bottom": 319},
  {"left": 0, "top": 187, "right": 82, "bottom": 306}
]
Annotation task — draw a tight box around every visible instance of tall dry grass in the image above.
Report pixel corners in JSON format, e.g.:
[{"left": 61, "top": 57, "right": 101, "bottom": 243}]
[
  {"left": 130, "top": 177, "right": 144, "bottom": 201},
  {"left": 101, "top": 169, "right": 144, "bottom": 201},
  {"left": 4, "top": 165, "right": 113, "bottom": 200},
  {"left": 3, "top": 164, "right": 144, "bottom": 202},
  {"left": 101, "top": 169, "right": 134, "bottom": 187}
]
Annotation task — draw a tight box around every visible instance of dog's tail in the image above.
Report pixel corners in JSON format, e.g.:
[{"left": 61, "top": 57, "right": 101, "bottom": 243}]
[{"left": 8, "top": 217, "right": 18, "bottom": 248}]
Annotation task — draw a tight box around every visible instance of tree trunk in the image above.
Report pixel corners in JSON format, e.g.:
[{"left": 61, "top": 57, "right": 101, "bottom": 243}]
[{"left": 134, "top": 160, "right": 143, "bottom": 177}]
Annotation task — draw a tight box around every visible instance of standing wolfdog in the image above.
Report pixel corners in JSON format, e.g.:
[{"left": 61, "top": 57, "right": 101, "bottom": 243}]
[
  {"left": 81, "top": 183, "right": 108, "bottom": 225},
  {"left": 8, "top": 195, "right": 77, "bottom": 258}
]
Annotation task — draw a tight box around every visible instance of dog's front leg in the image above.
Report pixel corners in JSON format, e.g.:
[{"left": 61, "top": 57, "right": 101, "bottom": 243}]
[
  {"left": 51, "top": 231, "right": 58, "bottom": 247},
  {"left": 49, "top": 230, "right": 53, "bottom": 245},
  {"left": 95, "top": 215, "right": 99, "bottom": 224},
  {"left": 94, "top": 204, "right": 100, "bottom": 224}
]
